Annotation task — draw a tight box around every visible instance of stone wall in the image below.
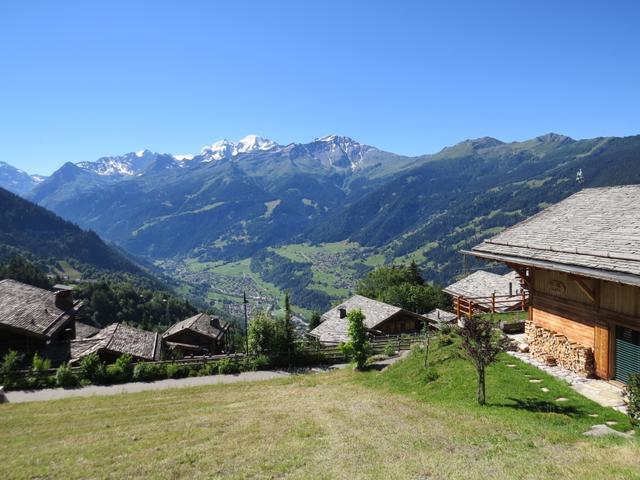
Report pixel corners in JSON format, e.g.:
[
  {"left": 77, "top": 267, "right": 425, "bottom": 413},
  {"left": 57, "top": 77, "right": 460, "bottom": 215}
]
[{"left": 525, "top": 320, "right": 595, "bottom": 377}]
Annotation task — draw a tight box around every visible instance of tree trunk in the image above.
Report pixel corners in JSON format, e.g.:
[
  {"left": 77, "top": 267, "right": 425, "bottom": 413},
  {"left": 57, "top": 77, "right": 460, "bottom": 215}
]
[
  {"left": 424, "top": 329, "right": 431, "bottom": 368},
  {"left": 477, "top": 365, "right": 486, "bottom": 405}
]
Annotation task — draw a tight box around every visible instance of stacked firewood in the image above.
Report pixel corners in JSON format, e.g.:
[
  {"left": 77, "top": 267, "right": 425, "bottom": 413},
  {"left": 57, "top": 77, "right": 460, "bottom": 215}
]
[{"left": 525, "top": 321, "right": 595, "bottom": 377}]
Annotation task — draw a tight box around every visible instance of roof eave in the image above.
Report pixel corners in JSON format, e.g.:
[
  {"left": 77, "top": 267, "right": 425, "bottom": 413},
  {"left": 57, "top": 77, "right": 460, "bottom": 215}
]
[{"left": 462, "top": 249, "right": 640, "bottom": 288}]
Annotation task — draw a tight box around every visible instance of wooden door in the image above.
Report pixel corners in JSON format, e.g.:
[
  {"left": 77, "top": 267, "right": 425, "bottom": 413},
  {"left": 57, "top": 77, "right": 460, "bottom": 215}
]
[{"left": 594, "top": 322, "right": 610, "bottom": 379}]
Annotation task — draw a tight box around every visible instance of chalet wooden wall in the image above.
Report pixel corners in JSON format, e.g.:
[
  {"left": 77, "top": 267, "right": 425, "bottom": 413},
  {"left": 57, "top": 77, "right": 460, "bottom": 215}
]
[{"left": 529, "top": 268, "right": 640, "bottom": 380}]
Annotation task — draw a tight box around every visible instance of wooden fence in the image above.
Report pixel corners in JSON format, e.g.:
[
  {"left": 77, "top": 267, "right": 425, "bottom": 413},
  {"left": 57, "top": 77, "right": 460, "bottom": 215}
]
[
  {"left": 16, "top": 333, "right": 424, "bottom": 375},
  {"left": 454, "top": 291, "right": 528, "bottom": 319}
]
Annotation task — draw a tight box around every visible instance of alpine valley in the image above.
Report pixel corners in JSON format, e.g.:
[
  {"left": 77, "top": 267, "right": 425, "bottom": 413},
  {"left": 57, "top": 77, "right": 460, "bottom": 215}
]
[{"left": 5, "top": 133, "right": 640, "bottom": 317}]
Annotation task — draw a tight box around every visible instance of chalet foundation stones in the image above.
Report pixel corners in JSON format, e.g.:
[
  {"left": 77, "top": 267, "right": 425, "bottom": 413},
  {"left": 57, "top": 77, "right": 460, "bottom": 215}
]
[{"left": 525, "top": 320, "right": 595, "bottom": 377}]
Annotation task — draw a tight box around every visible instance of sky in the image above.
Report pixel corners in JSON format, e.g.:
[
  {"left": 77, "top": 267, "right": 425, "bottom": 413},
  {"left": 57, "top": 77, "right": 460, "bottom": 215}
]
[{"left": 1, "top": 1, "right": 639, "bottom": 175}]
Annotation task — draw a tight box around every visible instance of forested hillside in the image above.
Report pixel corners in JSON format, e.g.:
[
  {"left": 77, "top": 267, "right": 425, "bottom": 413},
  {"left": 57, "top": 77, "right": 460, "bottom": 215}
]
[
  {"left": 0, "top": 187, "right": 154, "bottom": 285},
  {"left": 12, "top": 133, "right": 640, "bottom": 315}
]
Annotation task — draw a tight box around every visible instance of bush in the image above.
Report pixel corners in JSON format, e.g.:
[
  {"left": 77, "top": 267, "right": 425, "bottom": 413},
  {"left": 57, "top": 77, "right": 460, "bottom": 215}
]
[
  {"left": 628, "top": 373, "right": 640, "bottom": 427},
  {"left": 421, "top": 367, "right": 439, "bottom": 383},
  {"left": 217, "top": 358, "right": 240, "bottom": 375},
  {"left": 439, "top": 324, "right": 454, "bottom": 335},
  {"left": 55, "top": 363, "right": 78, "bottom": 388},
  {"left": 0, "top": 350, "right": 24, "bottom": 388},
  {"left": 105, "top": 354, "right": 134, "bottom": 383},
  {"left": 78, "top": 353, "right": 106, "bottom": 384},
  {"left": 166, "top": 363, "right": 191, "bottom": 379},
  {"left": 198, "top": 363, "right": 217, "bottom": 376},
  {"left": 132, "top": 362, "right": 166, "bottom": 382},
  {"left": 240, "top": 354, "right": 270, "bottom": 372},
  {"left": 438, "top": 334, "right": 454, "bottom": 347},
  {"left": 27, "top": 353, "right": 53, "bottom": 389},
  {"left": 383, "top": 342, "right": 396, "bottom": 357}
]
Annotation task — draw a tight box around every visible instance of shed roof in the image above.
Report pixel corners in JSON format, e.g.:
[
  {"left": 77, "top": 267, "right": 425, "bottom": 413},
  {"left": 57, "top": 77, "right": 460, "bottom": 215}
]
[
  {"left": 74, "top": 320, "right": 100, "bottom": 339},
  {"left": 424, "top": 308, "right": 457, "bottom": 324},
  {"left": 466, "top": 186, "right": 640, "bottom": 286},
  {"left": 71, "top": 323, "right": 161, "bottom": 361},
  {"left": 309, "top": 295, "right": 425, "bottom": 343},
  {"left": 0, "top": 279, "right": 79, "bottom": 339},
  {"left": 163, "top": 313, "right": 229, "bottom": 341}
]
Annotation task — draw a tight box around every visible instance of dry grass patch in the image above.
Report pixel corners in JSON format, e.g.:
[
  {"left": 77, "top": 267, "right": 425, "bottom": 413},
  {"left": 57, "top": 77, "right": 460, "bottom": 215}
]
[{"left": 1, "top": 354, "right": 639, "bottom": 479}]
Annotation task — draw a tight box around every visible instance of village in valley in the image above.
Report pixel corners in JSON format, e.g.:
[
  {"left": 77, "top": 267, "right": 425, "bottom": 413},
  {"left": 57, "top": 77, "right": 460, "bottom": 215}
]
[{"left": 2, "top": 2, "right": 640, "bottom": 478}]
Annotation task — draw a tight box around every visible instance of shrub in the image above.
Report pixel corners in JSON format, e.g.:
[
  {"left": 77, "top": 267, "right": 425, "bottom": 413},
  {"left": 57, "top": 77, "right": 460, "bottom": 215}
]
[
  {"left": 421, "top": 367, "right": 439, "bottom": 384},
  {"left": 105, "top": 354, "right": 134, "bottom": 383},
  {"left": 199, "top": 363, "right": 217, "bottom": 376},
  {"left": 383, "top": 342, "right": 396, "bottom": 357},
  {"left": 438, "top": 334, "right": 454, "bottom": 347},
  {"left": 439, "top": 324, "right": 454, "bottom": 335},
  {"left": 28, "top": 353, "right": 52, "bottom": 389},
  {"left": 132, "top": 362, "right": 165, "bottom": 382},
  {"left": 78, "top": 353, "right": 106, "bottom": 384},
  {"left": 628, "top": 373, "right": 640, "bottom": 427},
  {"left": 166, "top": 363, "right": 190, "bottom": 379},
  {"left": 217, "top": 358, "right": 240, "bottom": 374},
  {"left": 0, "top": 350, "right": 24, "bottom": 388},
  {"left": 55, "top": 363, "right": 78, "bottom": 388},
  {"left": 239, "top": 355, "right": 270, "bottom": 372}
]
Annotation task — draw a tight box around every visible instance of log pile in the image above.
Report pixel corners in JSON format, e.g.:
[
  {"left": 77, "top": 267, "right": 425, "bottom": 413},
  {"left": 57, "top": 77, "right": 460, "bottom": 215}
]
[{"left": 525, "top": 320, "right": 595, "bottom": 376}]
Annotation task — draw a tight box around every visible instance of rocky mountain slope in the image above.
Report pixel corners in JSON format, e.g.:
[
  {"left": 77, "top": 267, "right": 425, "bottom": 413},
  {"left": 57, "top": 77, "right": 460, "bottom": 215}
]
[{"left": 12, "top": 132, "right": 640, "bottom": 313}]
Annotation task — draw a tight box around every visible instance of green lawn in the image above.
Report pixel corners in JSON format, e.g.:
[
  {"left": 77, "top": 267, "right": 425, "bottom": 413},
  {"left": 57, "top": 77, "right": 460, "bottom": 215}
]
[{"left": 1, "top": 340, "right": 638, "bottom": 479}]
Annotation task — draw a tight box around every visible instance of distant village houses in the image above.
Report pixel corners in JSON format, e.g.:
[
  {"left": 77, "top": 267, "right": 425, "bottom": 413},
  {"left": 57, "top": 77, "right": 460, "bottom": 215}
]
[
  {"left": 309, "top": 294, "right": 427, "bottom": 344},
  {"left": 163, "top": 313, "right": 230, "bottom": 356},
  {"left": 0, "top": 278, "right": 231, "bottom": 366}
]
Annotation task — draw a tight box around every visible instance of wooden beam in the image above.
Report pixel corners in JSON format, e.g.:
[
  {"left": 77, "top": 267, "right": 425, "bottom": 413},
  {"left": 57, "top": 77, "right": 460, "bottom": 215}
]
[
  {"left": 570, "top": 275, "right": 597, "bottom": 304},
  {"left": 507, "top": 263, "right": 531, "bottom": 288}
]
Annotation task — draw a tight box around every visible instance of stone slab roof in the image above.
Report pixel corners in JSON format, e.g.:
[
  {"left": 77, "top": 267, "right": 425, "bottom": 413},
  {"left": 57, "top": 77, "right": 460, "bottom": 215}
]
[
  {"left": 424, "top": 308, "right": 457, "bottom": 325},
  {"left": 0, "top": 279, "right": 79, "bottom": 339},
  {"left": 163, "top": 313, "right": 229, "bottom": 341},
  {"left": 467, "top": 186, "right": 640, "bottom": 286},
  {"left": 71, "top": 323, "right": 161, "bottom": 361},
  {"left": 443, "top": 271, "right": 523, "bottom": 312},
  {"left": 309, "top": 295, "right": 425, "bottom": 344},
  {"left": 74, "top": 320, "right": 100, "bottom": 339}
]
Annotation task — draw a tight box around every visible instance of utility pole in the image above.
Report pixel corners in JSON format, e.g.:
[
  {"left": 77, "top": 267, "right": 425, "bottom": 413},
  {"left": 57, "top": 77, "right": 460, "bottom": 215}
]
[{"left": 243, "top": 290, "right": 249, "bottom": 355}]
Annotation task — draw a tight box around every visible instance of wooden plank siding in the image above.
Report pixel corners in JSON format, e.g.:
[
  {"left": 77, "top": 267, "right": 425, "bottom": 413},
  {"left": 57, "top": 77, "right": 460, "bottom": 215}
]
[{"left": 529, "top": 268, "right": 640, "bottom": 380}]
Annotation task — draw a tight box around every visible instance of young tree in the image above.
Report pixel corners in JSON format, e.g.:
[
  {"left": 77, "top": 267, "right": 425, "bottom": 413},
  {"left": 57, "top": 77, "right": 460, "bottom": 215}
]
[
  {"left": 340, "top": 309, "right": 369, "bottom": 370},
  {"left": 307, "top": 311, "right": 322, "bottom": 332},
  {"left": 459, "top": 316, "right": 507, "bottom": 405},
  {"left": 248, "top": 310, "right": 283, "bottom": 354}
]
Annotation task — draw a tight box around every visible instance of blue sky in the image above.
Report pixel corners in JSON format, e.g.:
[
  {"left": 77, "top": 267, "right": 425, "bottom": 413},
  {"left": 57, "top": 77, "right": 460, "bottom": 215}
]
[{"left": 1, "top": 1, "right": 639, "bottom": 175}]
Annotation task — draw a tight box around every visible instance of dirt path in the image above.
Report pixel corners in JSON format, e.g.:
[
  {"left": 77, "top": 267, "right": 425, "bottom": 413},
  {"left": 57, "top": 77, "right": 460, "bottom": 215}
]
[{"left": 4, "top": 370, "right": 291, "bottom": 404}]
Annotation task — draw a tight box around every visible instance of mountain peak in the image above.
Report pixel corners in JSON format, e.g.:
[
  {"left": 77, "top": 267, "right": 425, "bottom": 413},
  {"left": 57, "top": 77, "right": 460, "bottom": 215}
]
[
  {"left": 535, "top": 132, "right": 574, "bottom": 144},
  {"left": 200, "top": 135, "right": 280, "bottom": 161}
]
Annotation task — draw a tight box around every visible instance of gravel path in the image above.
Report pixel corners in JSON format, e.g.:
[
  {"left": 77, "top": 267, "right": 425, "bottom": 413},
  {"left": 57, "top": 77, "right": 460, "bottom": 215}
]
[
  {"left": 4, "top": 370, "right": 292, "bottom": 404},
  {"left": 3, "top": 352, "right": 410, "bottom": 404}
]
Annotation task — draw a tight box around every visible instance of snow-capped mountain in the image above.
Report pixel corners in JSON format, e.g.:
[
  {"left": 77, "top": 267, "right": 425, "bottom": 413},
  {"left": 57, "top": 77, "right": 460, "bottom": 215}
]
[
  {"left": 307, "top": 135, "right": 376, "bottom": 171},
  {"left": 0, "top": 161, "right": 46, "bottom": 196},
  {"left": 76, "top": 149, "right": 164, "bottom": 176},
  {"left": 200, "top": 135, "right": 280, "bottom": 161}
]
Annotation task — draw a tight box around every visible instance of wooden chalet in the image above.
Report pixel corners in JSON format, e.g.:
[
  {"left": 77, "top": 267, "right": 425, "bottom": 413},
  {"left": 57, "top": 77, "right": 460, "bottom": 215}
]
[
  {"left": 0, "top": 279, "right": 82, "bottom": 358},
  {"left": 309, "top": 295, "right": 426, "bottom": 344},
  {"left": 443, "top": 270, "right": 528, "bottom": 318},
  {"left": 465, "top": 186, "right": 640, "bottom": 383},
  {"left": 163, "top": 313, "right": 230, "bottom": 356},
  {"left": 70, "top": 323, "right": 163, "bottom": 364}
]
